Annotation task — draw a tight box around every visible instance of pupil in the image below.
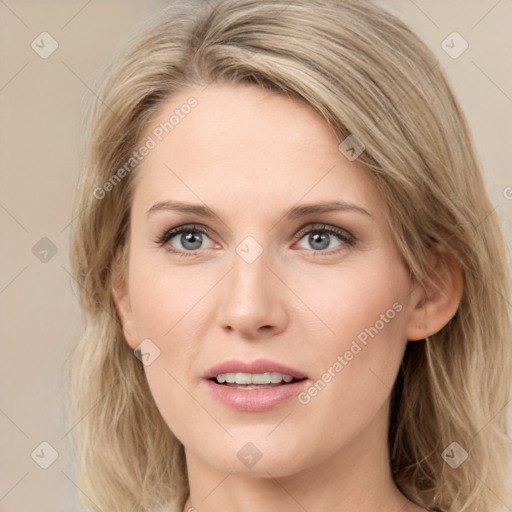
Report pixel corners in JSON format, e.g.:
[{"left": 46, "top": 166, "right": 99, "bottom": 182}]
[
  {"left": 182, "top": 232, "right": 202, "bottom": 250},
  {"left": 310, "top": 232, "right": 329, "bottom": 250}
]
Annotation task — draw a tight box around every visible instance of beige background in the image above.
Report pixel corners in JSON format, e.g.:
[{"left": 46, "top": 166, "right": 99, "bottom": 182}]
[{"left": 1, "top": 1, "right": 511, "bottom": 511}]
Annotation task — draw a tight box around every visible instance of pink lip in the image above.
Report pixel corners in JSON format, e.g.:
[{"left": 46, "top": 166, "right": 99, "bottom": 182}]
[
  {"left": 202, "top": 358, "right": 309, "bottom": 412},
  {"left": 203, "top": 358, "right": 307, "bottom": 380},
  {"left": 204, "top": 379, "right": 309, "bottom": 412}
]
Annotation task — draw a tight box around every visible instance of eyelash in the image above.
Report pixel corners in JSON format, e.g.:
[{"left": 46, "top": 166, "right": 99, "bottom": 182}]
[{"left": 155, "top": 223, "right": 357, "bottom": 258}]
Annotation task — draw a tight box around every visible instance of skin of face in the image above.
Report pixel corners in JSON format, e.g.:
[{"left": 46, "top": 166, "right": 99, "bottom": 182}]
[{"left": 112, "top": 82, "right": 462, "bottom": 511}]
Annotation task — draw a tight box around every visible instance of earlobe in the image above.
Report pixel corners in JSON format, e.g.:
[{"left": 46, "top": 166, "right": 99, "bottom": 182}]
[
  {"left": 111, "top": 250, "right": 139, "bottom": 350},
  {"left": 406, "top": 246, "right": 464, "bottom": 341}
]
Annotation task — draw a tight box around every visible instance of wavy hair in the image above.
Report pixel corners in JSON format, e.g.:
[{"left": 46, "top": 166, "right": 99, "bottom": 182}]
[{"left": 65, "top": 1, "right": 512, "bottom": 511}]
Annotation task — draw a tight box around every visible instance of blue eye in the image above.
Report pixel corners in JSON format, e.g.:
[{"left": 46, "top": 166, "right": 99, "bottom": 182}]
[
  {"left": 156, "top": 223, "right": 356, "bottom": 258},
  {"left": 158, "top": 224, "right": 215, "bottom": 256},
  {"left": 295, "top": 224, "right": 356, "bottom": 254}
]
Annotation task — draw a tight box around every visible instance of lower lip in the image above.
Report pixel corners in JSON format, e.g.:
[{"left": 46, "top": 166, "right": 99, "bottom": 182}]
[{"left": 204, "top": 379, "right": 309, "bottom": 412}]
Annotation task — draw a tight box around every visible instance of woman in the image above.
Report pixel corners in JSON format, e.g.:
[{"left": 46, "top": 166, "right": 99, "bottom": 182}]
[{"left": 66, "top": 0, "right": 512, "bottom": 511}]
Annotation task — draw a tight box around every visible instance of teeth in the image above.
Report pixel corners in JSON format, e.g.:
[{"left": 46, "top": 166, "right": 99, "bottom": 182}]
[{"left": 214, "top": 372, "right": 295, "bottom": 385}]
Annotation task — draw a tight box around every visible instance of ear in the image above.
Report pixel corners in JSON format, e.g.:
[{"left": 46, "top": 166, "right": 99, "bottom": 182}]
[
  {"left": 406, "top": 245, "right": 464, "bottom": 341},
  {"left": 111, "top": 249, "right": 139, "bottom": 350}
]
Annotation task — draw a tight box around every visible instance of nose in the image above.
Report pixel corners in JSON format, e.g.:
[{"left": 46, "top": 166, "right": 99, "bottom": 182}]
[{"left": 216, "top": 249, "right": 289, "bottom": 340}]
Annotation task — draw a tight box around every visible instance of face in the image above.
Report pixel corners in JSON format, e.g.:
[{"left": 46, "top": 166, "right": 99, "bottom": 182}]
[{"left": 114, "top": 82, "right": 426, "bottom": 478}]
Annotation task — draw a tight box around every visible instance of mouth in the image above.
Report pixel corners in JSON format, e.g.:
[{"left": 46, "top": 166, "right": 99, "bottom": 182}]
[
  {"left": 210, "top": 371, "right": 307, "bottom": 389},
  {"left": 202, "top": 359, "right": 309, "bottom": 411}
]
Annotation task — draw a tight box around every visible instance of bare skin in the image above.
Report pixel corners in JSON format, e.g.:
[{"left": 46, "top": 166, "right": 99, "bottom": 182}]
[{"left": 112, "top": 82, "right": 462, "bottom": 512}]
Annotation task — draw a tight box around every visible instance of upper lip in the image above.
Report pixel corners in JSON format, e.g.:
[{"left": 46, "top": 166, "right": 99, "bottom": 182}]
[{"left": 203, "top": 358, "right": 308, "bottom": 380}]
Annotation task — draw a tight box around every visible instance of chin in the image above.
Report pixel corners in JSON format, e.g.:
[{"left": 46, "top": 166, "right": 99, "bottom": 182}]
[{"left": 194, "top": 434, "right": 316, "bottom": 478}]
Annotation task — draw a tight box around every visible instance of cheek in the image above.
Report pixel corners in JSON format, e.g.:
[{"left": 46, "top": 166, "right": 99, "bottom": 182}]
[
  {"left": 295, "top": 265, "right": 409, "bottom": 432},
  {"left": 298, "top": 258, "right": 408, "bottom": 355},
  {"left": 142, "top": 358, "right": 201, "bottom": 445},
  {"left": 128, "top": 252, "right": 210, "bottom": 339},
  {"left": 126, "top": 256, "right": 216, "bottom": 441}
]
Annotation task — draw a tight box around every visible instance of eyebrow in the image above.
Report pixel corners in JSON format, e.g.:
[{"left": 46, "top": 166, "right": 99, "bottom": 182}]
[{"left": 146, "top": 200, "right": 372, "bottom": 219}]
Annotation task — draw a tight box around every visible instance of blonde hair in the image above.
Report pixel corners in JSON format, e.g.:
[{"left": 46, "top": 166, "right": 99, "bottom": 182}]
[{"left": 66, "top": 1, "right": 512, "bottom": 511}]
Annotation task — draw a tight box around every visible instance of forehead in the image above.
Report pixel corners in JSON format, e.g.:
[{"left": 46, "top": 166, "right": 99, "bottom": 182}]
[{"left": 131, "top": 83, "right": 384, "bottom": 218}]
